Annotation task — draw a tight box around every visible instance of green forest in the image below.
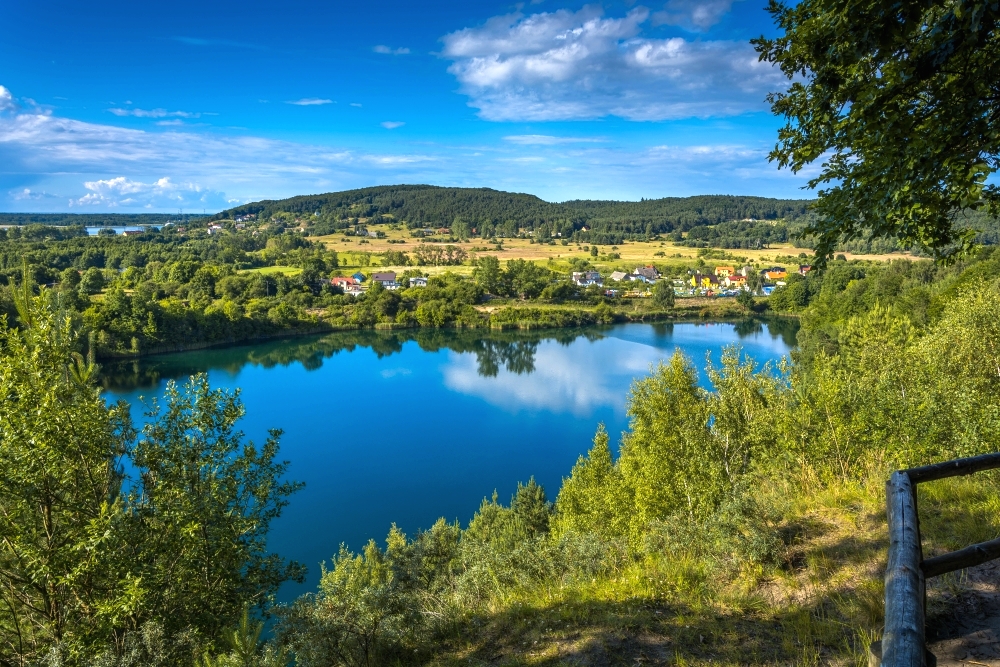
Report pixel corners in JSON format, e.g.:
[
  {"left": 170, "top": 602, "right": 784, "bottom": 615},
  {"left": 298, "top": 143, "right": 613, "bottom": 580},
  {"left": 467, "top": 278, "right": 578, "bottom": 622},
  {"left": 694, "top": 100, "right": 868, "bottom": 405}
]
[
  {"left": 211, "top": 186, "right": 812, "bottom": 244},
  {"left": 0, "top": 221, "right": 742, "bottom": 358}
]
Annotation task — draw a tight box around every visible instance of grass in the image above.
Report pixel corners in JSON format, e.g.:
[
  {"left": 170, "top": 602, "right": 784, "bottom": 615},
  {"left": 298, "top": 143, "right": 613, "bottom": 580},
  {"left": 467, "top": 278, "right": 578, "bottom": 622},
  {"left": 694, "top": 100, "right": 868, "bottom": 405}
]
[
  {"left": 241, "top": 265, "right": 303, "bottom": 276},
  {"left": 416, "top": 471, "right": 1000, "bottom": 666}
]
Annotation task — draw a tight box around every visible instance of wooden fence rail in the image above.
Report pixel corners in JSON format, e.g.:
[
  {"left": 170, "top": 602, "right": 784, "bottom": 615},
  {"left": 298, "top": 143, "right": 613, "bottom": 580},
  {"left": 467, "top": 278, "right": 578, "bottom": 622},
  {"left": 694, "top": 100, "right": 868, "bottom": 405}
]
[{"left": 879, "top": 452, "right": 1000, "bottom": 667}]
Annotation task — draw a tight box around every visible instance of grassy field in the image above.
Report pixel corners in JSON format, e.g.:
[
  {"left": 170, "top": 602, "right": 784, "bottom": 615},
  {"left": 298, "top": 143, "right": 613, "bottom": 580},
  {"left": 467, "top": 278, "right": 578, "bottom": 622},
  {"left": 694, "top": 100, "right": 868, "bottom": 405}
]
[
  {"left": 241, "top": 265, "right": 303, "bottom": 276},
  {"left": 315, "top": 229, "right": 918, "bottom": 276},
  {"left": 418, "top": 470, "right": 999, "bottom": 666}
]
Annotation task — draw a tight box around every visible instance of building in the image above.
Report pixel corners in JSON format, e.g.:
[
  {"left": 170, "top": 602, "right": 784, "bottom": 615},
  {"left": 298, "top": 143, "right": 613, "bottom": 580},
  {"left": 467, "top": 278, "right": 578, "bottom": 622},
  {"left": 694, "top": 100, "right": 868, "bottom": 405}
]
[
  {"left": 725, "top": 274, "right": 747, "bottom": 288},
  {"left": 121, "top": 230, "right": 143, "bottom": 237},
  {"left": 409, "top": 276, "right": 428, "bottom": 287},
  {"left": 609, "top": 271, "right": 629, "bottom": 282},
  {"left": 764, "top": 269, "right": 787, "bottom": 282},
  {"left": 344, "top": 285, "right": 365, "bottom": 297},
  {"left": 714, "top": 266, "right": 736, "bottom": 277},
  {"left": 634, "top": 266, "right": 660, "bottom": 281},
  {"left": 331, "top": 276, "right": 358, "bottom": 290},
  {"left": 572, "top": 270, "right": 603, "bottom": 287},
  {"left": 352, "top": 272, "right": 366, "bottom": 283},
  {"left": 799, "top": 265, "right": 812, "bottom": 275},
  {"left": 371, "top": 272, "right": 399, "bottom": 289},
  {"left": 690, "top": 273, "right": 720, "bottom": 289}
]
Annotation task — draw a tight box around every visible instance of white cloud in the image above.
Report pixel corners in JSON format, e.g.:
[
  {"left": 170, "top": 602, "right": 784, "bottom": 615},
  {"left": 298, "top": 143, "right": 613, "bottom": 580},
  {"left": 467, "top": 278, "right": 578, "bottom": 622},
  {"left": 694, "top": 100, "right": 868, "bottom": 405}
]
[
  {"left": 441, "top": 5, "right": 785, "bottom": 121},
  {"left": 350, "top": 102, "right": 363, "bottom": 107},
  {"left": 651, "top": 0, "right": 742, "bottom": 31},
  {"left": 286, "top": 98, "right": 333, "bottom": 106},
  {"left": 442, "top": 337, "right": 667, "bottom": 416},
  {"left": 155, "top": 119, "right": 186, "bottom": 126},
  {"left": 380, "top": 121, "right": 405, "bottom": 129},
  {"left": 108, "top": 108, "right": 202, "bottom": 118},
  {"left": 373, "top": 45, "right": 411, "bottom": 55},
  {"left": 72, "top": 176, "right": 219, "bottom": 208},
  {"left": 0, "top": 86, "right": 17, "bottom": 113},
  {"left": 12, "top": 188, "right": 58, "bottom": 201},
  {"left": 504, "top": 134, "right": 607, "bottom": 145},
  {"left": 0, "top": 84, "right": 812, "bottom": 212}
]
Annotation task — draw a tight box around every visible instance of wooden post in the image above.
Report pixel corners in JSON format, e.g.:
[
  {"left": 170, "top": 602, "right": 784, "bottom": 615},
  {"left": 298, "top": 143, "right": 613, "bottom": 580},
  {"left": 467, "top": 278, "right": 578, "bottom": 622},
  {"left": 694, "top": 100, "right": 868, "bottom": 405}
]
[{"left": 883, "top": 471, "right": 926, "bottom": 666}]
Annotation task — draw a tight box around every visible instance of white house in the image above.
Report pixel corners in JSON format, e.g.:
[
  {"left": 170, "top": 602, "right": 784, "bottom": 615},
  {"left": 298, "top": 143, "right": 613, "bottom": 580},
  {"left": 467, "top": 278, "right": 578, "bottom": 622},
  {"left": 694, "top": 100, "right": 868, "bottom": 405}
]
[
  {"left": 572, "top": 270, "right": 603, "bottom": 287},
  {"left": 409, "top": 276, "right": 428, "bottom": 287}
]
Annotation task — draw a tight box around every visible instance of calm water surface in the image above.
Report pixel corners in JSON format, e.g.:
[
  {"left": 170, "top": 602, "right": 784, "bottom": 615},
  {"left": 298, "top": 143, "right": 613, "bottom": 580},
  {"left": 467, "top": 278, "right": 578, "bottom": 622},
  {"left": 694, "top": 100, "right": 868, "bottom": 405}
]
[{"left": 100, "top": 320, "right": 796, "bottom": 600}]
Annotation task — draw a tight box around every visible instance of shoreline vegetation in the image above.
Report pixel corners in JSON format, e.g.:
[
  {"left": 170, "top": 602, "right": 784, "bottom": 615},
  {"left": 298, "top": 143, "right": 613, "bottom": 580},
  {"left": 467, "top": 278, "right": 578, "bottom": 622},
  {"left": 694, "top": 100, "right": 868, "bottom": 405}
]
[
  {"left": 5, "top": 186, "right": 1000, "bottom": 665},
  {"left": 0, "top": 186, "right": 923, "bottom": 362}
]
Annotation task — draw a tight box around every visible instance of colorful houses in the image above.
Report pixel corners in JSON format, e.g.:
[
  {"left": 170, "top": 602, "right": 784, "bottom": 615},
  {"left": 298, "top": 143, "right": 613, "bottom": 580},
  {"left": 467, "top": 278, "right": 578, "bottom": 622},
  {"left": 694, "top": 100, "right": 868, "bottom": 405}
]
[
  {"left": 714, "top": 266, "right": 736, "bottom": 277},
  {"left": 690, "top": 273, "right": 720, "bottom": 289}
]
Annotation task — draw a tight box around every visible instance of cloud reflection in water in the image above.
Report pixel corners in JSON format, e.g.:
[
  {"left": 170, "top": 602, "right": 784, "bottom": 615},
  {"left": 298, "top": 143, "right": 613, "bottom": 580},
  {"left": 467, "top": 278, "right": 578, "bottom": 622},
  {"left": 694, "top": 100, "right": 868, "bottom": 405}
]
[{"left": 442, "top": 336, "right": 669, "bottom": 417}]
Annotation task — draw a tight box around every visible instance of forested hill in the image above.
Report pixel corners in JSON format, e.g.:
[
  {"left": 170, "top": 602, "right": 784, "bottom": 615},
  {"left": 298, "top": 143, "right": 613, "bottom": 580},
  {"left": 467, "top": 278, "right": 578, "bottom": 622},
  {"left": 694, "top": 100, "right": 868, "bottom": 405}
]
[{"left": 214, "top": 185, "right": 812, "bottom": 242}]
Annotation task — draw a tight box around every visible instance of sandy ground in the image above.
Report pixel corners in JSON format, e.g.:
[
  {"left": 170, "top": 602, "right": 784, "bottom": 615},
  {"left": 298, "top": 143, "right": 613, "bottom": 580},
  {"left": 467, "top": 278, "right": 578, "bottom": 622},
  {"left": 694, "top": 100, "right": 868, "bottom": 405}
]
[{"left": 927, "top": 559, "right": 1000, "bottom": 666}]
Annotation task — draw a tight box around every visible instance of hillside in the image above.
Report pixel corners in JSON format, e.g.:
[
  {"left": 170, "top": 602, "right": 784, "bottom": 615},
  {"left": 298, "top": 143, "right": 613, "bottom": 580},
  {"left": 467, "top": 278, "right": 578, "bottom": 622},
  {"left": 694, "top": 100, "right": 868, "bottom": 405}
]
[{"left": 213, "top": 185, "right": 813, "bottom": 243}]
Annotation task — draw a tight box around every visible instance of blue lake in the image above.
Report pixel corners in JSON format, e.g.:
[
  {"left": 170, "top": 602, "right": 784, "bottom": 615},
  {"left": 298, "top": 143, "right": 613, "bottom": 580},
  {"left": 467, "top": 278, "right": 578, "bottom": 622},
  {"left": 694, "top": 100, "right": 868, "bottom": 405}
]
[
  {"left": 100, "top": 320, "right": 796, "bottom": 601},
  {"left": 85, "top": 225, "right": 161, "bottom": 235}
]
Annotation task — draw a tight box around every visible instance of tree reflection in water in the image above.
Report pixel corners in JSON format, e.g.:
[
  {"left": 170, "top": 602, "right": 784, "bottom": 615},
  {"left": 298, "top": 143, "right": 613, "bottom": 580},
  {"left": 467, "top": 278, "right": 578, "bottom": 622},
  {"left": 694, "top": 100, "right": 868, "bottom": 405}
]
[{"left": 99, "top": 318, "right": 798, "bottom": 392}]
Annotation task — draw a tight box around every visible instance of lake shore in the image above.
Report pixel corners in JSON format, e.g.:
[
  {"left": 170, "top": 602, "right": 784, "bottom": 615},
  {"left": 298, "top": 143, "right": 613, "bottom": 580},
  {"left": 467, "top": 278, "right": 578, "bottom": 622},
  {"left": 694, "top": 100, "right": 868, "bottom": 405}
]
[{"left": 94, "top": 298, "right": 794, "bottom": 360}]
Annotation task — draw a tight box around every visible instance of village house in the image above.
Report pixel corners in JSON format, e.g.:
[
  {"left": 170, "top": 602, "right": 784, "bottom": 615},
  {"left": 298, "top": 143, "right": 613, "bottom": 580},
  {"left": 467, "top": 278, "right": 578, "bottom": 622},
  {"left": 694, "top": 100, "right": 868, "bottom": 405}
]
[
  {"left": 572, "top": 270, "right": 603, "bottom": 287},
  {"left": 763, "top": 269, "right": 787, "bottom": 282},
  {"left": 352, "top": 271, "right": 366, "bottom": 283},
  {"left": 121, "top": 230, "right": 143, "bottom": 237},
  {"left": 331, "top": 276, "right": 358, "bottom": 290},
  {"left": 799, "top": 265, "right": 812, "bottom": 275},
  {"left": 714, "top": 266, "right": 736, "bottom": 277},
  {"left": 372, "top": 272, "right": 399, "bottom": 289},
  {"left": 608, "top": 270, "right": 630, "bottom": 282},
  {"left": 409, "top": 276, "right": 428, "bottom": 287},
  {"left": 690, "top": 273, "right": 720, "bottom": 289},
  {"left": 344, "top": 285, "right": 365, "bottom": 297},
  {"left": 634, "top": 266, "right": 660, "bottom": 281},
  {"left": 725, "top": 274, "right": 747, "bottom": 289},
  {"left": 207, "top": 224, "right": 223, "bottom": 235}
]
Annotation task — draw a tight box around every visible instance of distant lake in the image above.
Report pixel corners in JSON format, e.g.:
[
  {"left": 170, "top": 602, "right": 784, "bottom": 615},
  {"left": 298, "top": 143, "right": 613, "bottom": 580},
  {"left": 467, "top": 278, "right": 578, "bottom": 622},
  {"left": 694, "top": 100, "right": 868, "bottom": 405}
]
[
  {"left": 85, "top": 225, "right": 161, "bottom": 235},
  {"left": 100, "top": 320, "right": 797, "bottom": 601}
]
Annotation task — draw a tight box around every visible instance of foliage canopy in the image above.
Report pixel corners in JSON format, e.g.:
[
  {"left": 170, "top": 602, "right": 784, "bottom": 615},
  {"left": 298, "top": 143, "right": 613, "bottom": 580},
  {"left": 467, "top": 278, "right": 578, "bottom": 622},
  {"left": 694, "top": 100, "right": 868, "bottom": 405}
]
[{"left": 755, "top": 0, "right": 1000, "bottom": 262}]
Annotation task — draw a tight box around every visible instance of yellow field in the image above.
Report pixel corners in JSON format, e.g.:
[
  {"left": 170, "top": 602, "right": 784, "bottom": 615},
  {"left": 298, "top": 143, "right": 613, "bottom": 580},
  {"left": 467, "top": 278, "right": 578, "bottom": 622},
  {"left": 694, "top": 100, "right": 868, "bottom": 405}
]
[{"left": 314, "top": 228, "right": 917, "bottom": 275}]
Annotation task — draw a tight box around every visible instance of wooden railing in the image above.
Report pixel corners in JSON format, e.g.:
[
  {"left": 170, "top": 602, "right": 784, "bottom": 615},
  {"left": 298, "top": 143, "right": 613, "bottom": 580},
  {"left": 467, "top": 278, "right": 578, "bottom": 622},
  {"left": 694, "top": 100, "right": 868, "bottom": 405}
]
[{"left": 879, "top": 452, "right": 1000, "bottom": 666}]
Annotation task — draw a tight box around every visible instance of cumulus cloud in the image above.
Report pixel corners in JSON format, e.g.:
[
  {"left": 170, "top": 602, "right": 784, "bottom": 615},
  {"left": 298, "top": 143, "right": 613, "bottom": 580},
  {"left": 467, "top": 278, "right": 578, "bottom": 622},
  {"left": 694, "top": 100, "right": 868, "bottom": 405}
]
[
  {"left": 651, "top": 0, "right": 742, "bottom": 31},
  {"left": 504, "top": 135, "right": 607, "bottom": 145},
  {"left": 286, "top": 98, "right": 334, "bottom": 106},
  {"left": 380, "top": 121, "right": 405, "bottom": 129},
  {"left": 71, "top": 176, "right": 212, "bottom": 208},
  {"left": 441, "top": 4, "right": 784, "bottom": 121},
  {"left": 0, "top": 84, "right": 811, "bottom": 212},
  {"left": 373, "top": 45, "right": 411, "bottom": 55}
]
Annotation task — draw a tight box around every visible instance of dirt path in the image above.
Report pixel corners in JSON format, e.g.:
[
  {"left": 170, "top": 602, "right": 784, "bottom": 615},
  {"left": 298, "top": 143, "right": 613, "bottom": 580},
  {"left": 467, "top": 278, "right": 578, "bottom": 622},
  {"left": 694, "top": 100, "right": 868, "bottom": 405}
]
[{"left": 927, "top": 560, "right": 1000, "bottom": 665}]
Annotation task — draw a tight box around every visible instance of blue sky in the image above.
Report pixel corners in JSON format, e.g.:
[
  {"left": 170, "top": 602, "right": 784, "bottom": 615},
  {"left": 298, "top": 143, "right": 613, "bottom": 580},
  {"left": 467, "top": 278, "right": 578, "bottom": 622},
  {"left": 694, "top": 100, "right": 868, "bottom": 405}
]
[{"left": 0, "top": 0, "right": 815, "bottom": 212}]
